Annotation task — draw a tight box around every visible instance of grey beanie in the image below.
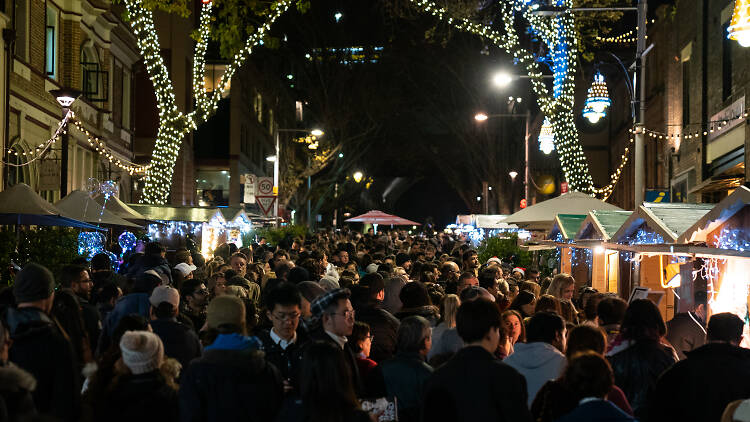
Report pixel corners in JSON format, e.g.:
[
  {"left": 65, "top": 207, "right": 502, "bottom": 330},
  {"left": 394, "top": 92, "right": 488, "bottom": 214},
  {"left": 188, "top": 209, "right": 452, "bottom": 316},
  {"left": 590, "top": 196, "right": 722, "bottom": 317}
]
[
  {"left": 14, "top": 263, "right": 55, "bottom": 303},
  {"left": 119, "top": 331, "right": 164, "bottom": 375}
]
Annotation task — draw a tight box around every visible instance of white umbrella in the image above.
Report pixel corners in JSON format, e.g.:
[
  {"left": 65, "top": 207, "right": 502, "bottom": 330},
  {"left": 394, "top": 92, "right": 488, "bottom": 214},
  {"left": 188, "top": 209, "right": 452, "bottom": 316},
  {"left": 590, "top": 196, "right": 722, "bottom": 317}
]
[
  {"left": 504, "top": 191, "right": 622, "bottom": 231},
  {"left": 56, "top": 190, "right": 142, "bottom": 228}
]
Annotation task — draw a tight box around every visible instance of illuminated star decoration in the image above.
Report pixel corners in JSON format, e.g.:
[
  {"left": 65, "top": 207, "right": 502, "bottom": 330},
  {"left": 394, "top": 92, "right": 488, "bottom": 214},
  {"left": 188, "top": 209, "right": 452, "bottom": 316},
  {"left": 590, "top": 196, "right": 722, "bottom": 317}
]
[{"left": 582, "top": 72, "right": 611, "bottom": 124}]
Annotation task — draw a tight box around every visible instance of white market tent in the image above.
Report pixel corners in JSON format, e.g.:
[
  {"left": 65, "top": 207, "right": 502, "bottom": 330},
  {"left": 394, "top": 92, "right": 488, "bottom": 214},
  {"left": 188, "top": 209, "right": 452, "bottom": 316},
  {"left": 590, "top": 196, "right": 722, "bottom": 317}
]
[
  {"left": 56, "top": 190, "right": 142, "bottom": 228},
  {"left": 455, "top": 214, "right": 516, "bottom": 229},
  {"left": 504, "top": 191, "right": 622, "bottom": 231}
]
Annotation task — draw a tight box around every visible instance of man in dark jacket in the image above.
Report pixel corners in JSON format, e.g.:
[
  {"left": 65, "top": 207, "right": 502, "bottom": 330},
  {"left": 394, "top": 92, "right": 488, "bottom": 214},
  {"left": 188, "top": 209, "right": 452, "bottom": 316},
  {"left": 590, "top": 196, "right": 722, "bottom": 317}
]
[
  {"left": 351, "top": 273, "right": 399, "bottom": 362},
  {"left": 59, "top": 264, "right": 100, "bottom": 352},
  {"left": 306, "top": 288, "right": 363, "bottom": 395},
  {"left": 665, "top": 290, "right": 707, "bottom": 360},
  {"left": 179, "top": 295, "right": 283, "bottom": 422},
  {"left": 378, "top": 315, "right": 433, "bottom": 422},
  {"left": 148, "top": 286, "right": 202, "bottom": 369},
  {"left": 256, "top": 282, "right": 307, "bottom": 393},
  {"left": 650, "top": 312, "right": 750, "bottom": 422},
  {"left": 90, "top": 252, "right": 127, "bottom": 295},
  {"left": 5, "top": 263, "right": 80, "bottom": 422},
  {"left": 423, "top": 298, "right": 532, "bottom": 422},
  {"left": 127, "top": 242, "right": 173, "bottom": 285}
]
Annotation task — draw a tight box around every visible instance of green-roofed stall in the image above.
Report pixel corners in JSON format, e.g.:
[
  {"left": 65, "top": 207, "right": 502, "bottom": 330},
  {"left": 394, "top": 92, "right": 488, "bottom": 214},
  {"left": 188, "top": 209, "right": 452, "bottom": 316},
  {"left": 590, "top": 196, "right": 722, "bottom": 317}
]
[{"left": 575, "top": 210, "right": 633, "bottom": 295}]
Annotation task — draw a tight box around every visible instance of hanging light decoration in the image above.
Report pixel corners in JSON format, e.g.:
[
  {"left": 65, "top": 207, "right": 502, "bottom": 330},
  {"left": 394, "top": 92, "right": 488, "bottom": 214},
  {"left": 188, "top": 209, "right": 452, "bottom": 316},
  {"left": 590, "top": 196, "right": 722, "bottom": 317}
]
[
  {"left": 539, "top": 118, "right": 555, "bottom": 155},
  {"left": 728, "top": 0, "right": 750, "bottom": 47},
  {"left": 582, "top": 72, "right": 611, "bottom": 124}
]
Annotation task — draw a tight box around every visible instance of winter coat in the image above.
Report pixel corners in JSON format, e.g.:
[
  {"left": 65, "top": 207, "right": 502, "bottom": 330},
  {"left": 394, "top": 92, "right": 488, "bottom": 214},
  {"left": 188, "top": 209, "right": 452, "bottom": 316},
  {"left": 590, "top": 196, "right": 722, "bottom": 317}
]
[
  {"left": 428, "top": 325, "right": 464, "bottom": 360},
  {"left": 378, "top": 352, "right": 433, "bottom": 422},
  {"left": 504, "top": 342, "right": 567, "bottom": 407},
  {"left": 423, "top": 345, "right": 533, "bottom": 422},
  {"left": 77, "top": 295, "right": 101, "bottom": 353},
  {"left": 307, "top": 328, "right": 364, "bottom": 396},
  {"left": 554, "top": 399, "right": 635, "bottom": 422},
  {"left": 531, "top": 379, "right": 633, "bottom": 422},
  {"left": 256, "top": 329, "right": 306, "bottom": 390},
  {"left": 4, "top": 307, "right": 80, "bottom": 422},
  {"left": 665, "top": 312, "right": 706, "bottom": 360},
  {"left": 0, "top": 362, "right": 37, "bottom": 422},
  {"left": 95, "top": 371, "right": 178, "bottom": 422},
  {"left": 179, "top": 344, "right": 283, "bottom": 422},
  {"left": 649, "top": 342, "right": 750, "bottom": 422},
  {"left": 127, "top": 255, "right": 173, "bottom": 285},
  {"left": 395, "top": 305, "right": 440, "bottom": 327},
  {"left": 274, "top": 396, "right": 372, "bottom": 422},
  {"left": 607, "top": 339, "right": 676, "bottom": 419},
  {"left": 353, "top": 304, "right": 400, "bottom": 362},
  {"left": 97, "top": 293, "right": 151, "bottom": 355},
  {"left": 150, "top": 317, "right": 202, "bottom": 369}
]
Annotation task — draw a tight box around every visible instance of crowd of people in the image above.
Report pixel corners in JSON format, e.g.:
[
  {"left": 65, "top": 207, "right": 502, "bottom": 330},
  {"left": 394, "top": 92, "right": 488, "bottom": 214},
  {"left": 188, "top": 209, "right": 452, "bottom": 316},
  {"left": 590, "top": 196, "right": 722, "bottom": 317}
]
[{"left": 0, "top": 228, "right": 749, "bottom": 422}]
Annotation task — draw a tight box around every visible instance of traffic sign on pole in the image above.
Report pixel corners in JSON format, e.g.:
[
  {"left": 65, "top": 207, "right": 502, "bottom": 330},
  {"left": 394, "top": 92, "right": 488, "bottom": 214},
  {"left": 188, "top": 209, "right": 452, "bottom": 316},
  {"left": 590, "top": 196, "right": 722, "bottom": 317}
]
[{"left": 256, "top": 195, "right": 277, "bottom": 216}]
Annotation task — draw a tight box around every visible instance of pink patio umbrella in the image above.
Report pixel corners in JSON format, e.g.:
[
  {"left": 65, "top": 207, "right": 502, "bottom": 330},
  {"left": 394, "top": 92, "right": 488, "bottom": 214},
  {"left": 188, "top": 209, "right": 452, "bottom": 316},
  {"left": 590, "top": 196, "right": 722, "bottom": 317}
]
[{"left": 345, "top": 210, "right": 421, "bottom": 233}]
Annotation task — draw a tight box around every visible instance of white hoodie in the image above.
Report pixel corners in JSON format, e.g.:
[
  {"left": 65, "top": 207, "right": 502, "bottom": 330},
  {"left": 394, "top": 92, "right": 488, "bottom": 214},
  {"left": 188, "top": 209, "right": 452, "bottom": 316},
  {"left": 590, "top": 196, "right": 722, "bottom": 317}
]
[{"left": 503, "top": 342, "right": 567, "bottom": 407}]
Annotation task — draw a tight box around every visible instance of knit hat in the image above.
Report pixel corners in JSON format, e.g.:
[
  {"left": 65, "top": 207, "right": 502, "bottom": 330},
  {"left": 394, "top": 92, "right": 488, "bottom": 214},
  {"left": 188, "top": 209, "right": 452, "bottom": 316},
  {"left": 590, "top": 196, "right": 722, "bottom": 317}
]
[
  {"left": 119, "top": 331, "right": 164, "bottom": 375},
  {"left": 310, "top": 288, "right": 351, "bottom": 319},
  {"left": 318, "top": 276, "right": 340, "bottom": 291},
  {"left": 149, "top": 285, "right": 180, "bottom": 308},
  {"left": 298, "top": 281, "right": 325, "bottom": 303},
  {"left": 174, "top": 262, "right": 197, "bottom": 277},
  {"left": 206, "top": 295, "right": 246, "bottom": 329},
  {"left": 14, "top": 263, "right": 55, "bottom": 303},
  {"left": 366, "top": 263, "right": 379, "bottom": 274}
]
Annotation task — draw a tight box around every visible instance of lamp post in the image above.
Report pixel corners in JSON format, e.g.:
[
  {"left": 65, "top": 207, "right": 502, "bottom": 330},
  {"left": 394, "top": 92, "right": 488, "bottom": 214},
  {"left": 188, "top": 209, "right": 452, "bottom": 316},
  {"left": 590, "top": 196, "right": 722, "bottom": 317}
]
[
  {"left": 474, "top": 110, "right": 531, "bottom": 208},
  {"left": 276, "top": 127, "right": 324, "bottom": 228},
  {"left": 49, "top": 88, "right": 81, "bottom": 198}
]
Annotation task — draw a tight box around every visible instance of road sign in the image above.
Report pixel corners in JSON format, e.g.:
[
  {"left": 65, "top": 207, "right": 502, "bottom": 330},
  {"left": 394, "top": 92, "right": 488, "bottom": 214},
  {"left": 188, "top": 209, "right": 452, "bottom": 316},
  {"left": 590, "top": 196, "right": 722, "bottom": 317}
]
[
  {"left": 560, "top": 182, "right": 569, "bottom": 194},
  {"left": 243, "top": 174, "right": 256, "bottom": 204},
  {"left": 520, "top": 199, "right": 527, "bottom": 209},
  {"left": 256, "top": 195, "right": 277, "bottom": 216},
  {"left": 257, "top": 177, "right": 274, "bottom": 195},
  {"left": 645, "top": 189, "right": 670, "bottom": 203}
]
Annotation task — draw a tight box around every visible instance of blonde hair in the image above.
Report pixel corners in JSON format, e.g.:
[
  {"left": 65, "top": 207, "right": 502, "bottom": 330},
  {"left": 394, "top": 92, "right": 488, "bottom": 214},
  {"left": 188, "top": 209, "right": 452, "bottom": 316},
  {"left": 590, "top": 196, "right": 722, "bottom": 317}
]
[
  {"left": 441, "top": 294, "right": 461, "bottom": 328},
  {"left": 547, "top": 273, "right": 575, "bottom": 300}
]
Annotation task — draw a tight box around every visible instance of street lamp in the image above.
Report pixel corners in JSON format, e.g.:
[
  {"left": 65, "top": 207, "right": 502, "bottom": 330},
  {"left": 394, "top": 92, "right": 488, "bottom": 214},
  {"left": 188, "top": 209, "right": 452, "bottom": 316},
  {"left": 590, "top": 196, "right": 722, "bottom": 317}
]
[
  {"left": 49, "top": 88, "right": 81, "bottom": 197},
  {"left": 276, "top": 127, "right": 326, "bottom": 227},
  {"left": 582, "top": 72, "right": 611, "bottom": 124},
  {"left": 311, "top": 128, "right": 324, "bottom": 137},
  {"left": 509, "top": 171, "right": 518, "bottom": 180},
  {"left": 538, "top": 118, "right": 555, "bottom": 155},
  {"left": 492, "top": 71, "right": 513, "bottom": 88},
  {"left": 353, "top": 171, "right": 364, "bottom": 183},
  {"left": 474, "top": 112, "right": 489, "bottom": 122},
  {"left": 265, "top": 155, "right": 276, "bottom": 162},
  {"left": 729, "top": 0, "right": 750, "bottom": 47}
]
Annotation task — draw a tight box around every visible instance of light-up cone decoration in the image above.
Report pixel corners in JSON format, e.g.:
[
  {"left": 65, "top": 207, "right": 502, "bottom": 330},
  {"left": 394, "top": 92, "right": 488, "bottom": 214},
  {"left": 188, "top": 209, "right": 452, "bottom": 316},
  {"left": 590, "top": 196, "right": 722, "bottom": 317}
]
[
  {"left": 728, "top": 0, "right": 750, "bottom": 47},
  {"left": 582, "top": 72, "right": 611, "bottom": 124},
  {"left": 539, "top": 118, "right": 555, "bottom": 155}
]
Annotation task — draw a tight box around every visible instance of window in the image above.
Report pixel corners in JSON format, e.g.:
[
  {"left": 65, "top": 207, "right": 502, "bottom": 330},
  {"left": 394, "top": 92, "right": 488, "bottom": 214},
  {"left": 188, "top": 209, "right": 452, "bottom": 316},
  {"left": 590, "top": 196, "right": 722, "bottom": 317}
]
[
  {"left": 45, "top": 5, "right": 58, "bottom": 78},
  {"left": 122, "top": 68, "right": 131, "bottom": 129},
  {"left": 14, "top": 0, "right": 28, "bottom": 61},
  {"left": 81, "top": 44, "right": 108, "bottom": 102},
  {"left": 723, "top": 22, "right": 733, "bottom": 101},
  {"left": 295, "top": 100, "right": 303, "bottom": 122}
]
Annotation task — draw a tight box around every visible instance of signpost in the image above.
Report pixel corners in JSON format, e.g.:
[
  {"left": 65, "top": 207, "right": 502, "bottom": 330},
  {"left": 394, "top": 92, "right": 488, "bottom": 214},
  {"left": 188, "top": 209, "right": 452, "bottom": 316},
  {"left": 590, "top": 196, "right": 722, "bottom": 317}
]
[
  {"left": 256, "top": 176, "right": 277, "bottom": 217},
  {"left": 243, "top": 174, "right": 256, "bottom": 204}
]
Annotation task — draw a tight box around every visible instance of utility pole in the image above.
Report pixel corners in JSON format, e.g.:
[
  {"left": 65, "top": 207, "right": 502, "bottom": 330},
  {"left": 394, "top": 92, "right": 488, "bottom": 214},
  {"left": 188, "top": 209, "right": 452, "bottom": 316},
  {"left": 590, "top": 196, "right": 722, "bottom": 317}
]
[
  {"left": 634, "top": 0, "right": 648, "bottom": 207},
  {"left": 525, "top": 109, "right": 531, "bottom": 206}
]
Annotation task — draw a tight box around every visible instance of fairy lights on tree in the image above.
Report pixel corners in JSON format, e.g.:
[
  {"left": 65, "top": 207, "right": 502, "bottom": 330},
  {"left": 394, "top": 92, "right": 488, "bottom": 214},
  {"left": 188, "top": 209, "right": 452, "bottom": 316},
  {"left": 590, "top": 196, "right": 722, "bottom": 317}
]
[
  {"left": 123, "top": 0, "right": 295, "bottom": 204},
  {"left": 408, "top": 0, "right": 600, "bottom": 194}
]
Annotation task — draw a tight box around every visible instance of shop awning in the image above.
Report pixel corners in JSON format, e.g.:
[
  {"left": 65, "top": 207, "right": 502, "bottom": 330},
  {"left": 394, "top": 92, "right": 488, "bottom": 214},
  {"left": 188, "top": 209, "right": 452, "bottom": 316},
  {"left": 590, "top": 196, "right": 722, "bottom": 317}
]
[
  {"left": 576, "top": 210, "right": 633, "bottom": 241},
  {"left": 504, "top": 191, "right": 622, "bottom": 231},
  {"left": 678, "top": 186, "right": 750, "bottom": 244},
  {"left": 612, "top": 202, "right": 714, "bottom": 243},
  {"left": 548, "top": 214, "right": 587, "bottom": 241}
]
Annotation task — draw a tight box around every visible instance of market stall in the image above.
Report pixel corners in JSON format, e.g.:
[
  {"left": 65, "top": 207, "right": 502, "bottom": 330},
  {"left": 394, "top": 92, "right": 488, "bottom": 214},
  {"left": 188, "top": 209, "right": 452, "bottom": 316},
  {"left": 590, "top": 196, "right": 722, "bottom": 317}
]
[
  {"left": 575, "top": 210, "right": 632, "bottom": 294},
  {"left": 547, "top": 214, "right": 586, "bottom": 277},
  {"left": 504, "top": 191, "right": 622, "bottom": 233},
  {"left": 610, "top": 202, "right": 714, "bottom": 320}
]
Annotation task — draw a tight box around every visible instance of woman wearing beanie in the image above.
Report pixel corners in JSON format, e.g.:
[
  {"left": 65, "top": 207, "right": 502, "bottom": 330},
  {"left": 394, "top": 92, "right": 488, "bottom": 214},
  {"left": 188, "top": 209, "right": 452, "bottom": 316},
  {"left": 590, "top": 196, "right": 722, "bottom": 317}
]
[{"left": 91, "top": 331, "right": 178, "bottom": 422}]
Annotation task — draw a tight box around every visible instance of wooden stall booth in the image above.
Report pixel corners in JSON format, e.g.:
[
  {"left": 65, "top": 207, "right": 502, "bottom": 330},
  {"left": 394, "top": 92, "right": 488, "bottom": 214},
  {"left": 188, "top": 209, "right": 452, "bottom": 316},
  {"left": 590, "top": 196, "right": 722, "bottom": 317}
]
[
  {"left": 575, "top": 210, "right": 633, "bottom": 295},
  {"left": 548, "top": 214, "right": 586, "bottom": 278}
]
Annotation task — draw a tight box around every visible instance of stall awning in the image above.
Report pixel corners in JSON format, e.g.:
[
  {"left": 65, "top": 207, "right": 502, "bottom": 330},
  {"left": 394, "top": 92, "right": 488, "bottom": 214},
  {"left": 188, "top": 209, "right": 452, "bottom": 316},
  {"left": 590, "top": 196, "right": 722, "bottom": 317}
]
[
  {"left": 576, "top": 210, "right": 633, "bottom": 241},
  {"left": 128, "top": 205, "right": 245, "bottom": 223}
]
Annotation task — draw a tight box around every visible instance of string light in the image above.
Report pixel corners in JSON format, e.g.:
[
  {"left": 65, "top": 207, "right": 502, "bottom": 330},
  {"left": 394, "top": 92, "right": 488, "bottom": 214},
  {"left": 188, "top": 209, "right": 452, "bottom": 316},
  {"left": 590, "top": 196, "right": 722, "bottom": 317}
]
[
  {"left": 539, "top": 118, "right": 555, "bottom": 154},
  {"left": 592, "top": 137, "right": 634, "bottom": 200},
  {"left": 409, "top": 0, "right": 596, "bottom": 194},
  {"left": 123, "top": 0, "right": 294, "bottom": 204},
  {"left": 582, "top": 72, "right": 610, "bottom": 124},
  {"left": 70, "top": 119, "right": 149, "bottom": 175},
  {"left": 3, "top": 110, "right": 71, "bottom": 167}
]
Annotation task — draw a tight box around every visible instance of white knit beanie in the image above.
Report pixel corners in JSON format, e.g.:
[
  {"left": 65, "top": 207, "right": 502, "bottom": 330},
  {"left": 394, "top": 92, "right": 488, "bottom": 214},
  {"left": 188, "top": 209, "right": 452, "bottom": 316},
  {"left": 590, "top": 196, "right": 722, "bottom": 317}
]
[{"left": 119, "top": 331, "right": 164, "bottom": 375}]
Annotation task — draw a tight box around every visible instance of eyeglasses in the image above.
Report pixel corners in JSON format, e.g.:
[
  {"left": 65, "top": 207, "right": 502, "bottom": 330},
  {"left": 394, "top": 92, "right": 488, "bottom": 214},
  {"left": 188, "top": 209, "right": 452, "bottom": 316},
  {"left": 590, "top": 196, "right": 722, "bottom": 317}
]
[
  {"left": 273, "top": 312, "right": 301, "bottom": 321},
  {"left": 330, "top": 309, "right": 356, "bottom": 319}
]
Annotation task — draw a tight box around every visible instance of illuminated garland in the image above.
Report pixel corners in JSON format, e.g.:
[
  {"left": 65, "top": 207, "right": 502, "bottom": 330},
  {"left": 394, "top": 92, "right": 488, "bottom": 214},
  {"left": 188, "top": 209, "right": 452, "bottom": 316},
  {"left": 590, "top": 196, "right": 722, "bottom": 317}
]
[
  {"left": 70, "top": 118, "right": 149, "bottom": 175},
  {"left": 409, "top": 0, "right": 595, "bottom": 193},
  {"left": 639, "top": 111, "right": 749, "bottom": 140},
  {"left": 123, "top": 0, "right": 294, "bottom": 204},
  {"left": 3, "top": 110, "right": 71, "bottom": 167}
]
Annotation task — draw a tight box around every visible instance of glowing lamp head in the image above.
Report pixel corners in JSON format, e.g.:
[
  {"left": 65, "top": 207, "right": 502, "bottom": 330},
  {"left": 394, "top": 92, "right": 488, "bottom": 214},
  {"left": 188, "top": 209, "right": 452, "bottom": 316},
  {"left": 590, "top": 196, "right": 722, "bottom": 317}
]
[
  {"left": 594, "top": 245, "right": 605, "bottom": 254},
  {"left": 49, "top": 88, "right": 82, "bottom": 109},
  {"left": 509, "top": 170, "right": 518, "bottom": 180},
  {"left": 583, "top": 72, "right": 611, "bottom": 123},
  {"left": 474, "top": 112, "right": 489, "bottom": 122},
  {"left": 353, "top": 171, "right": 364, "bottom": 183},
  {"left": 310, "top": 129, "right": 324, "bottom": 137},
  {"left": 538, "top": 118, "right": 555, "bottom": 154},
  {"left": 729, "top": 0, "right": 750, "bottom": 47},
  {"left": 266, "top": 155, "right": 276, "bottom": 162},
  {"left": 492, "top": 71, "right": 513, "bottom": 88}
]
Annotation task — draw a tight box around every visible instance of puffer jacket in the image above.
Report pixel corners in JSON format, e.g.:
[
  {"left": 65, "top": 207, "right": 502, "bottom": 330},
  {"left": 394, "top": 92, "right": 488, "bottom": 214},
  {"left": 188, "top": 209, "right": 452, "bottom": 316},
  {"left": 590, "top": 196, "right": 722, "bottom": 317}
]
[{"left": 503, "top": 342, "right": 566, "bottom": 406}]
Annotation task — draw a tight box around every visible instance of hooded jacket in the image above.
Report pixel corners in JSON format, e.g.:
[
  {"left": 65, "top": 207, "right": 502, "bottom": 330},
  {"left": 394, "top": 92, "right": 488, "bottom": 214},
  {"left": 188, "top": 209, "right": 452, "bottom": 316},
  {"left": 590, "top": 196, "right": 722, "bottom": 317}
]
[
  {"left": 503, "top": 342, "right": 566, "bottom": 406},
  {"left": 0, "top": 362, "right": 37, "bottom": 422},
  {"left": 5, "top": 307, "right": 80, "bottom": 422}
]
